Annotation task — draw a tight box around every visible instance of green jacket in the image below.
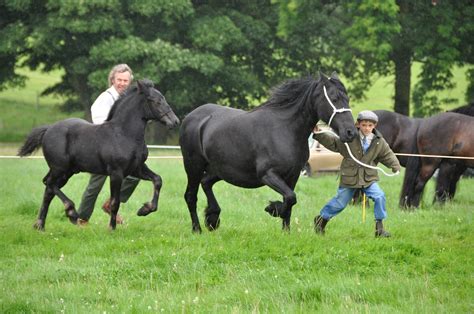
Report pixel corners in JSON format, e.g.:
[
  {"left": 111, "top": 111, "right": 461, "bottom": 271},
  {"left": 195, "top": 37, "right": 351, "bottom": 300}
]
[{"left": 313, "top": 129, "right": 401, "bottom": 188}]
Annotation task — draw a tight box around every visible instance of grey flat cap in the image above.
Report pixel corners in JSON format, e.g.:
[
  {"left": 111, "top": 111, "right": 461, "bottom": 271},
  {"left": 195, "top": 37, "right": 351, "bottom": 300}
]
[{"left": 357, "top": 110, "right": 378, "bottom": 123}]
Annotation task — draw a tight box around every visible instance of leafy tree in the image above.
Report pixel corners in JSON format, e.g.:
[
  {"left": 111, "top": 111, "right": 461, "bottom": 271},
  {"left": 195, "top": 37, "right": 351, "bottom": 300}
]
[
  {"left": 0, "top": 0, "right": 283, "bottom": 123},
  {"left": 276, "top": 0, "right": 473, "bottom": 116}
]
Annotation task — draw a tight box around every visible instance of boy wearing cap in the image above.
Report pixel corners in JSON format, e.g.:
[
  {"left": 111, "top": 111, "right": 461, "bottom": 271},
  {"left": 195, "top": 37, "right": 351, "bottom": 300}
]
[{"left": 312, "top": 110, "right": 400, "bottom": 237}]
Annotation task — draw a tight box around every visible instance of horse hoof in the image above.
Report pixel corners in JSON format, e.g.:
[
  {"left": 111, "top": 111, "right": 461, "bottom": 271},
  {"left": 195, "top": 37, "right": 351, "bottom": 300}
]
[
  {"left": 205, "top": 214, "right": 220, "bottom": 231},
  {"left": 265, "top": 201, "right": 283, "bottom": 217},
  {"left": 66, "top": 209, "right": 79, "bottom": 224},
  {"left": 33, "top": 220, "right": 45, "bottom": 231},
  {"left": 137, "top": 203, "right": 155, "bottom": 216},
  {"left": 192, "top": 226, "right": 203, "bottom": 234}
]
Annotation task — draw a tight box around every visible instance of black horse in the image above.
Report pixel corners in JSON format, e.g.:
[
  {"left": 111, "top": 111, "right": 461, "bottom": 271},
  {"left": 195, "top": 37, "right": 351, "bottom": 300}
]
[
  {"left": 18, "top": 80, "right": 180, "bottom": 230},
  {"left": 375, "top": 107, "right": 474, "bottom": 208},
  {"left": 179, "top": 73, "right": 357, "bottom": 233}
]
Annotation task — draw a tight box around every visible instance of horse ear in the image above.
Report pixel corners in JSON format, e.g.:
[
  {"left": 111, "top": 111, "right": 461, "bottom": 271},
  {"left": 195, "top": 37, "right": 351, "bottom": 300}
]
[
  {"left": 137, "top": 80, "right": 150, "bottom": 96},
  {"left": 330, "top": 72, "right": 340, "bottom": 80},
  {"left": 319, "top": 71, "right": 329, "bottom": 83}
]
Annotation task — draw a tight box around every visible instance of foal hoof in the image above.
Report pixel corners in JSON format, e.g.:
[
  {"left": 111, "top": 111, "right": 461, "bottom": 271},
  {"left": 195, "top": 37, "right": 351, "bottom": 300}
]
[
  {"left": 137, "top": 202, "right": 155, "bottom": 216},
  {"left": 66, "top": 209, "right": 79, "bottom": 225},
  {"left": 205, "top": 214, "right": 220, "bottom": 231},
  {"left": 33, "top": 220, "right": 45, "bottom": 231},
  {"left": 265, "top": 201, "right": 284, "bottom": 217}
]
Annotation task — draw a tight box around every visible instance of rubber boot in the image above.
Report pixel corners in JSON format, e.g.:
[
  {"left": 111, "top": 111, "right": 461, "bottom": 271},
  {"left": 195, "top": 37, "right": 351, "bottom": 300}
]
[
  {"left": 375, "top": 220, "right": 391, "bottom": 237},
  {"left": 314, "top": 215, "right": 329, "bottom": 235}
]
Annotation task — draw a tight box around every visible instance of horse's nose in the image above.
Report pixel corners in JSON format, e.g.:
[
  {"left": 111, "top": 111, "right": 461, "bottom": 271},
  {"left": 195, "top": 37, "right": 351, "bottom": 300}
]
[{"left": 346, "top": 128, "right": 356, "bottom": 140}]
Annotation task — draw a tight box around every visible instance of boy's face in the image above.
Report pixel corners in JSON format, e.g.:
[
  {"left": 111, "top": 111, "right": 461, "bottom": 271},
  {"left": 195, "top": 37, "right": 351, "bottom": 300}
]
[{"left": 357, "top": 120, "right": 376, "bottom": 136}]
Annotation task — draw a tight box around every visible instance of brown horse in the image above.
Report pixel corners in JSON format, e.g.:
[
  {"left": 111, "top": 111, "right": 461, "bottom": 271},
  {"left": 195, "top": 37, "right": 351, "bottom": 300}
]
[{"left": 375, "top": 109, "right": 474, "bottom": 208}]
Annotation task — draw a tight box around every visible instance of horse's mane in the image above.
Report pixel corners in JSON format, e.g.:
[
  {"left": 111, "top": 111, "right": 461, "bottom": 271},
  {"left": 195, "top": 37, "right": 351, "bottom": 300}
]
[
  {"left": 105, "top": 80, "right": 154, "bottom": 121},
  {"left": 250, "top": 76, "right": 321, "bottom": 112},
  {"left": 448, "top": 102, "right": 474, "bottom": 116}
]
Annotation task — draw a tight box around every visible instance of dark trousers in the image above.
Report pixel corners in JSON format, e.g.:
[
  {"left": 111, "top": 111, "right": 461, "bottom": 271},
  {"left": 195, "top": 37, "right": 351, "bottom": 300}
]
[{"left": 77, "top": 174, "right": 140, "bottom": 221}]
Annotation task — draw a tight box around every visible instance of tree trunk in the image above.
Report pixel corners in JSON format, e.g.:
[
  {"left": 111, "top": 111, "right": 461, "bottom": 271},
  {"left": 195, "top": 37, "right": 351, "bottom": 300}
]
[
  {"left": 393, "top": 0, "right": 413, "bottom": 116},
  {"left": 393, "top": 49, "right": 411, "bottom": 116},
  {"left": 68, "top": 72, "right": 93, "bottom": 121}
]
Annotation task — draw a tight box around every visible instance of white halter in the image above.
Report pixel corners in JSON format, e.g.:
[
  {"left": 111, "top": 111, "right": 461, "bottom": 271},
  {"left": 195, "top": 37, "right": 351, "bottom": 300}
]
[{"left": 323, "top": 84, "right": 352, "bottom": 128}]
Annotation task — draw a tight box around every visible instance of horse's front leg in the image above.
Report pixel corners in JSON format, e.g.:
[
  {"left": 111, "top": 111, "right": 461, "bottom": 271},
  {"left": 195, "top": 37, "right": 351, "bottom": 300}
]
[
  {"left": 134, "top": 163, "right": 162, "bottom": 216},
  {"left": 108, "top": 172, "right": 124, "bottom": 230},
  {"left": 261, "top": 170, "right": 297, "bottom": 231}
]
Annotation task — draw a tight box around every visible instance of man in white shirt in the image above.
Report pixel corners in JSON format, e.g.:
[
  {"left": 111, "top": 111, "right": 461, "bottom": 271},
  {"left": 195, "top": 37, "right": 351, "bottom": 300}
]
[{"left": 77, "top": 64, "right": 140, "bottom": 225}]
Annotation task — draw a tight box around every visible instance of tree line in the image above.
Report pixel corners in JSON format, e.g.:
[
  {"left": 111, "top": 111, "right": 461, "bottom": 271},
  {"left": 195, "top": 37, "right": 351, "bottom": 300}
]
[{"left": 1, "top": 0, "right": 472, "bottom": 120}]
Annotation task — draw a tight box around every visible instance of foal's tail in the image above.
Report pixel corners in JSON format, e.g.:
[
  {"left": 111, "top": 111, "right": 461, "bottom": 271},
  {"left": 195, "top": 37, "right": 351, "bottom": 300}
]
[{"left": 18, "top": 125, "right": 49, "bottom": 157}]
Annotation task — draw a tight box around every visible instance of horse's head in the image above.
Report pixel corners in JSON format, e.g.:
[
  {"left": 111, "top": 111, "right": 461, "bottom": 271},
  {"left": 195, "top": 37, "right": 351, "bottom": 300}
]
[
  {"left": 137, "top": 80, "right": 180, "bottom": 129},
  {"left": 315, "top": 72, "right": 357, "bottom": 142}
]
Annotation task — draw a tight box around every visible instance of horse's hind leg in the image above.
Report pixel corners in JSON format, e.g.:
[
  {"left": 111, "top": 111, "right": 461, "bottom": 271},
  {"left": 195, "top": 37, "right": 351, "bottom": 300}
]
[
  {"left": 183, "top": 158, "right": 206, "bottom": 233},
  {"left": 435, "top": 162, "right": 464, "bottom": 203},
  {"left": 34, "top": 184, "right": 55, "bottom": 231},
  {"left": 51, "top": 173, "right": 79, "bottom": 224},
  {"left": 412, "top": 159, "right": 439, "bottom": 207},
  {"left": 201, "top": 174, "right": 222, "bottom": 231}
]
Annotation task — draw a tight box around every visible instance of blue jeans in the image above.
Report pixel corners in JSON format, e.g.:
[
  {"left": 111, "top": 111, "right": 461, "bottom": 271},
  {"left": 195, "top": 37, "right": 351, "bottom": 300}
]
[{"left": 320, "top": 182, "right": 387, "bottom": 221}]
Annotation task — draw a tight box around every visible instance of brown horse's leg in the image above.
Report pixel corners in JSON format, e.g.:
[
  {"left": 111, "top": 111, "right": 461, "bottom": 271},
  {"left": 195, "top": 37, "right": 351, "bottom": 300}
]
[
  {"left": 201, "top": 174, "right": 222, "bottom": 231},
  {"left": 412, "top": 159, "right": 439, "bottom": 207},
  {"left": 435, "top": 161, "right": 464, "bottom": 203}
]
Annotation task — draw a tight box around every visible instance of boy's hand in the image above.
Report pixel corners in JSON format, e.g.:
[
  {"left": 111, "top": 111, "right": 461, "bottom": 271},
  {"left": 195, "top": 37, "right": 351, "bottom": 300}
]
[{"left": 313, "top": 125, "right": 320, "bottom": 133}]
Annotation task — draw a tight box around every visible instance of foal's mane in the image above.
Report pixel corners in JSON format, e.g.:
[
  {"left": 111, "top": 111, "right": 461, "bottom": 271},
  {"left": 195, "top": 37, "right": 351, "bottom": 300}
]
[
  {"left": 105, "top": 80, "right": 154, "bottom": 121},
  {"left": 251, "top": 76, "right": 321, "bottom": 112}
]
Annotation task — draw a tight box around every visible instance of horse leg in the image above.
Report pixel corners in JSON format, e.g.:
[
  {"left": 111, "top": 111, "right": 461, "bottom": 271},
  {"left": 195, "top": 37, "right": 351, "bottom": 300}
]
[
  {"left": 50, "top": 172, "right": 79, "bottom": 224},
  {"left": 108, "top": 172, "right": 124, "bottom": 230},
  {"left": 34, "top": 171, "right": 55, "bottom": 230},
  {"left": 132, "top": 163, "right": 162, "bottom": 216},
  {"left": 435, "top": 162, "right": 464, "bottom": 203},
  {"left": 201, "top": 174, "right": 222, "bottom": 231},
  {"left": 411, "top": 160, "right": 439, "bottom": 208},
  {"left": 182, "top": 157, "right": 206, "bottom": 233},
  {"left": 261, "top": 170, "right": 297, "bottom": 231}
]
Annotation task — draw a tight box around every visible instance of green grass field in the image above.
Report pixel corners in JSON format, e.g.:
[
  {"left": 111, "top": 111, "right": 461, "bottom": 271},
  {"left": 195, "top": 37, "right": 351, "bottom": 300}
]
[{"left": 0, "top": 158, "right": 473, "bottom": 312}]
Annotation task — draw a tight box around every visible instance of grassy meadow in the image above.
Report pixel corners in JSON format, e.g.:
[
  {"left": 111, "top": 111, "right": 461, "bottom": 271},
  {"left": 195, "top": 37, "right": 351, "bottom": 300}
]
[
  {"left": 0, "top": 156, "right": 473, "bottom": 312},
  {"left": 0, "top": 67, "right": 472, "bottom": 312}
]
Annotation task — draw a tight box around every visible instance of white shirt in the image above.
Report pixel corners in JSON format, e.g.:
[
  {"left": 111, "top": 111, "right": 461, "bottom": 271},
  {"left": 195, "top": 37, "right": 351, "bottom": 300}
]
[
  {"left": 90, "top": 86, "right": 120, "bottom": 125},
  {"left": 359, "top": 130, "right": 374, "bottom": 147}
]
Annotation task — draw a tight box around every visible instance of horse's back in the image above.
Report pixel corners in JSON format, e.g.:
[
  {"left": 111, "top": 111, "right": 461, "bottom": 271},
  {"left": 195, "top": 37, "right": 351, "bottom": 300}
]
[
  {"left": 180, "top": 104, "right": 245, "bottom": 152},
  {"left": 419, "top": 112, "right": 474, "bottom": 161}
]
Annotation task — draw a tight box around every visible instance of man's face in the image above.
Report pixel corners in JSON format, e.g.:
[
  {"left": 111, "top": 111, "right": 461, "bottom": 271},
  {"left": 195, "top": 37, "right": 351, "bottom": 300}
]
[
  {"left": 112, "top": 71, "right": 131, "bottom": 94},
  {"left": 357, "top": 120, "right": 376, "bottom": 136}
]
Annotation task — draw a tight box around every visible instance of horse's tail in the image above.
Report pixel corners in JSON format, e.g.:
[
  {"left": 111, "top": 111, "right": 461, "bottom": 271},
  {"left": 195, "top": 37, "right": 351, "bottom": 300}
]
[
  {"left": 18, "top": 125, "right": 49, "bottom": 157},
  {"left": 399, "top": 132, "right": 422, "bottom": 208}
]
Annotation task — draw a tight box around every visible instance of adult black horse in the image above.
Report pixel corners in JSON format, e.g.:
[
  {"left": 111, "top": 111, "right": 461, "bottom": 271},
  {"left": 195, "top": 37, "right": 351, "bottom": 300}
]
[
  {"left": 179, "top": 73, "right": 357, "bottom": 233},
  {"left": 18, "top": 80, "right": 180, "bottom": 230},
  {"left": 375, "top": 108, "right": 474, "bottom": 208}
]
